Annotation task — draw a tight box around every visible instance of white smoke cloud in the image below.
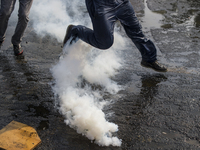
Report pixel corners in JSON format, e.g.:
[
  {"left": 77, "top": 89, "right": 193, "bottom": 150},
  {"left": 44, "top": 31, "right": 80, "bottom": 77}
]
[
  {"left": 31, "top": 0, "right": 89, "bottom": 42},
  {"left": 51, "top": 39, "right": 124, "bottom": 146},
  {"left": 31, "top": 0, "right": 128, "bottom": 147}
]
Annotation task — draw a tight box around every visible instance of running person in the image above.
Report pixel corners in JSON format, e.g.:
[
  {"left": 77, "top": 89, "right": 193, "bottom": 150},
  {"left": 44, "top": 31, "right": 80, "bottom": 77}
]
[
  {"left": 63, "top": 0, "right": 167, "bottom": 72},
  {"left": 0, "top": 0, "right": 33, "bottom": 56}
]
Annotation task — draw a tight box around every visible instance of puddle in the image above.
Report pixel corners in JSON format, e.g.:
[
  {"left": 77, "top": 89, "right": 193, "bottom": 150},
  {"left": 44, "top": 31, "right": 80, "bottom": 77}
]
[
  {"left": 37, "top": 120, "right": 49, "bottom": 130},
  {"left": 139, "top": 74, "right": 167, "bottom": 101},
  {"left": 141, "top": 1, "right": 200, "bottom": 30},
  {"left": 194, "top": 13, "right": 200, "bottom": 27},
  {"left": 141, "top": 0, "right": 164, "bottom": 31},
  {"left": 26, "top": 104, "right": 50, "bottom": 118},
  {"left": 162, "top": 130, "right": 200, "bottom": 147}
]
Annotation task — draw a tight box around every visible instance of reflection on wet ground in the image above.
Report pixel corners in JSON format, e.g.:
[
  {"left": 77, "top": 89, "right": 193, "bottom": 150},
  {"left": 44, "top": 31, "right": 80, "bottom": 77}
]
[
  {"left": 141, "top": 0, "right": 200, "bottom": 32},
  {"left": 26, "top": 104, "right": 50, "bottom": 118},
  {"left": 194, "top": 13, "right": 200, "bottom": 27},
  {"left": 139, "top": 74, "right": 167, "bottom": 100},
  {"left": 141, "top": 0, "right": 164, "bottom": 30}
]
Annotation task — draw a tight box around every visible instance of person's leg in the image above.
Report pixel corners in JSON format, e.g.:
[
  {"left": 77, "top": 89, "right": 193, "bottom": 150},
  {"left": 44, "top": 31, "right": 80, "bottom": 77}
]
[
  {"left": 0, "top": 0, "right": 16, "bottom": 43},
  {"left": 117, "top": 2, "right": 167, "bottom": 72},
  {"left": 117, "top": 2, "right": 157, "bottom": 63},
  {"left": 11, "top": 0, "right": 33, "bottom": 56},
  {"left": 64, "top": 0, "right": 117, "bottom": 50},
  {"left": 11, "top": 0, "right": 33, "bottom": 45}
]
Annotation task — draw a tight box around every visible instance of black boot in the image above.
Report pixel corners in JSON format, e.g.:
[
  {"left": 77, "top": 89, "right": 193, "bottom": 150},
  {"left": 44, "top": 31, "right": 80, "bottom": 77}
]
[
  {"left": 141, "top": 60, "right": 167, "bottom": 72},
  {"left": 13, "top": 44, "right": 23, "bottom": 56},
  {"left": 63, "top": 25, "right": 77, "bottom": 46},
  {"left": 0, "top": 41, "right": 3, "bottom": 49}
]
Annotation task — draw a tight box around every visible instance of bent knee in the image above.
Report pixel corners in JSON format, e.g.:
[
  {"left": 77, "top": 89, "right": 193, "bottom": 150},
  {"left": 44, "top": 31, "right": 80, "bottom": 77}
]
[
  {"left": 18, "top": 13, "right": 29, "bottom": 22},
  {"left": 97, "top": 39, "right": 113, "bottom": 50}
]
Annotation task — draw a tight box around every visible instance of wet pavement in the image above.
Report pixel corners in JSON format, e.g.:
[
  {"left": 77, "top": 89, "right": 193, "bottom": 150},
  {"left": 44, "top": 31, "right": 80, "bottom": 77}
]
[{"left": 0, "top": 0, "right": 200, "bottom": 149}]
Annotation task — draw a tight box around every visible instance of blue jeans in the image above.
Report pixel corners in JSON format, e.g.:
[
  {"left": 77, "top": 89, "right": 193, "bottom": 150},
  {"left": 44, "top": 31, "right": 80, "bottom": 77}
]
[
  {"left": 0, "top": 0, "right": 33, "bottom": 45},
  {"left": 72, "top": 0, "right": 157, "bottom": 62}
]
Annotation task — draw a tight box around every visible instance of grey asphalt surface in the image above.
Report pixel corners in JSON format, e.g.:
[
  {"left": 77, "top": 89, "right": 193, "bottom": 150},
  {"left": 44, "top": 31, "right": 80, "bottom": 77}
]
[{"left": 0, "top": 0, "right": 200, "bottom": 149}]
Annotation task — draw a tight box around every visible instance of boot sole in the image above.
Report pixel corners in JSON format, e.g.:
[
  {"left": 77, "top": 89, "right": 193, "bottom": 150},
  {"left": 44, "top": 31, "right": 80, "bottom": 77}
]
[{"left": 141, "top": 63, "right": 167, "bottom": 72}]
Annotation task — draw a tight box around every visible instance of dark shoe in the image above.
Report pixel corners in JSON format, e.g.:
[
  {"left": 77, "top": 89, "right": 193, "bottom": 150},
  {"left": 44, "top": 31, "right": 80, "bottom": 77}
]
[
  {"left": 0, "top": 41, "right": 3, "bottom": 48},
  {"left": 141, "top": 60, "right": 167, "bottom": 72},
  {"left": 63, "top": 25, "right": 77, "bottom": 46},
  {"left": 13, "top": 44, "right": 23, "bottom": 56}
]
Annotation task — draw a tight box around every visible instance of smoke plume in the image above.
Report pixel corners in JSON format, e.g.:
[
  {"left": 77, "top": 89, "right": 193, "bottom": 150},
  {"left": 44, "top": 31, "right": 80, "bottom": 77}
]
[{"left": 31, "top": 0, "right": 128, "bottom": 146}]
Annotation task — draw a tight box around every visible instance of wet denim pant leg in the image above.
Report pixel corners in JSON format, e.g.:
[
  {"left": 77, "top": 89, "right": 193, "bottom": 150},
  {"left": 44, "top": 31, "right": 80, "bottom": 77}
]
[
  {"left": 74, "top": 0, "right": 115, "bottom": 50},
  {"left": 74, "top": 0, "right": 157, "bottom": 62},
  {"left": 118, "top": 2, "right": 157, "bottom": 62},
  {"left": 0, "top": 0, "right": 33, "bottom": 45}
]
